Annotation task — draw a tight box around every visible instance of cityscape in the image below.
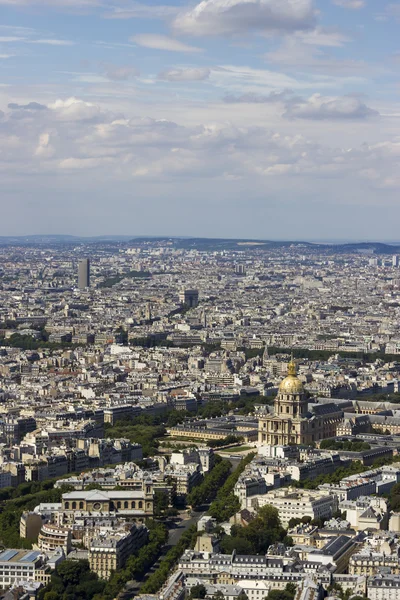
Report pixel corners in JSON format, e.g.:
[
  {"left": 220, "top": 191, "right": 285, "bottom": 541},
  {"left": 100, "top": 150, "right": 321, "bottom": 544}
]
[
  {"left": 1, "top": 0, "right": 400, "bottom": 599},
  {"left": 0, "top": 237, "right": 398, "bottom": 600}
]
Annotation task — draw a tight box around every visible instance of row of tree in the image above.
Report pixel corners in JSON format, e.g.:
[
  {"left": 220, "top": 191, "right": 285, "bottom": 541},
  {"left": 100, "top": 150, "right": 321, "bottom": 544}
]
[
  {"left": 140, "top": 525, "right": 198, "bottom": 594},
  {"left": 219, "top": 505, "right": 291, "bottom": 555},
  {"left": 186, "top": 457, "right": 231, "bottom": 508},
  {"left": 208, "top": 452, "right": 256, "bottom": 522},
  {"left": 319, "top": 439, "right": 371, "bottom": 452},
  {"left": 294, "top": 454, "right": 400, "bottom": 490}
]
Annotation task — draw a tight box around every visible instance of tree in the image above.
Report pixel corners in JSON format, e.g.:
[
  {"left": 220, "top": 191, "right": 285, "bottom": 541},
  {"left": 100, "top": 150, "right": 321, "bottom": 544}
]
[
  {"left": 57, "top": 560, "right": 91, "bottom": 586},
  {"left": 220, "top": 536, "right": 254, "bottom": 555},
  {"left": 265, "top": 584, "right": 296, "bottom": 600},
  {"left": 190, "top": 584, "right": 207, "bottom": 599},
  {"left": 154, "top": 490, "right": 170, "bottom": 516}
]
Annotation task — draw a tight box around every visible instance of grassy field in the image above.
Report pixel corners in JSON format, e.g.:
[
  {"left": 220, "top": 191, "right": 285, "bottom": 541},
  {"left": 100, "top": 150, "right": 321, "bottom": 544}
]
[{"left": 219, "top": 446, "right": 252, "bottom": 453}]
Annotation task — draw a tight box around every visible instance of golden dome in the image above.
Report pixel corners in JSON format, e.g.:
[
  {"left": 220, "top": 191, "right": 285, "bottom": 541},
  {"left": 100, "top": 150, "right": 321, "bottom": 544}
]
[{"left": 278, "top": 358, "right": 304, "bottom": 394}]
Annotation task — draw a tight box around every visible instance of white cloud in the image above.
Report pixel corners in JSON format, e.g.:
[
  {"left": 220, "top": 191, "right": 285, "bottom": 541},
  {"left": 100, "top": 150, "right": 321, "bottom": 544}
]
[
  {"left": 101, "top": 64, "right": 139, "bottom": 80},
  {"left": 0, "top": 0, "right": 100, "bottom": 6},
  {"left": 332, "top": 0, "right": 365, "bottom": 8},
  {"left": 131, "top": 34, "right": 203, "bottom": 53},
  {"left": 0, "top": 95, "right": 392, "bottom": 185},
  {"left": 265, "top": 37, "right": 370, "bottom": 77},
  {"left": 284, "top": 93, "right": 379, "bottom": 120},
  {"left": 47, "top": 97, "right": 113, "bottom": 121},
  {"left": 35, "top": 132, "right": 54, "bottom": 158},
  {"left": 224, "top": 90, "right": 291, "bottom": 103},
  {"left": 0, "top": 36, "right": 24, "bottom": 42},
  {"left": 173, "top": 0, "right": 317, "bottom": 37},
  {"left": 104, "top": 3, "right": 179, "bottom": 20},
  {"left": 29, "top": 38, "right": 75, "bottom": 45},
  {"left": 295, "top": 27, "right": 351, "bottom": 47},
  {"left": 158, "top": 67, "right": 210, "bottom": 81}
]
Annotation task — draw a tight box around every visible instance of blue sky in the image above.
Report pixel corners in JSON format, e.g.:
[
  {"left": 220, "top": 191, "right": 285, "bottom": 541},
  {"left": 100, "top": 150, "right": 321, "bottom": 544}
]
[{"left": 0, "top": 0, "right": 399, "bottom": 240}]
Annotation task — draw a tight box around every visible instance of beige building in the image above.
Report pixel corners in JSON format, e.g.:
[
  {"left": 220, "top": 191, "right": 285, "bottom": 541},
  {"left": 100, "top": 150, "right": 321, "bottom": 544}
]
[
  {"left": 61, "top": 486, "right": 154, "bottom": 522},
  {"left": 38, "top": 523, "right": 72, "bottom": 554},
  {"left": 258, "top": 359, "right": 342, "bottom": 446},
  {"left": 252, "top": 487, "right": 336, "bottom": 528},
  {"left": 89, "top": 523, "right": 148, "bottom": 580}
]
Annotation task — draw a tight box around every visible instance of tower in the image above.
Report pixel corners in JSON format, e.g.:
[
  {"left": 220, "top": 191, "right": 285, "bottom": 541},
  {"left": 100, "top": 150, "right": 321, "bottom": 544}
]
[
  {"left": 273, "top": 358, "right": 308, "bottom": 419},
  {"left": 78, "top": 259, "right": 90, "bottom": 289},
  {"left": 145, "top": 302, "right": 152, "bottom": 321}
]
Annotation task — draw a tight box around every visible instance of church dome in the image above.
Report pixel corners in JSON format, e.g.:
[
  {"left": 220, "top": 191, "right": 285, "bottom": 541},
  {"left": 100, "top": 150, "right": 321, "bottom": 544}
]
[{"left": 278, "top": 358, "right": 304, "bottom": 394}]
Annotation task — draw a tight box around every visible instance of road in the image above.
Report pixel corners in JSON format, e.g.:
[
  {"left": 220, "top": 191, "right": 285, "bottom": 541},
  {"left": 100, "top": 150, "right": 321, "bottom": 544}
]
[
  {"left": 120, "top": 457, "right": 241, "bottom": 599},
  {"left": 120, "top": 506, "right": 209, "bottom": 599}
]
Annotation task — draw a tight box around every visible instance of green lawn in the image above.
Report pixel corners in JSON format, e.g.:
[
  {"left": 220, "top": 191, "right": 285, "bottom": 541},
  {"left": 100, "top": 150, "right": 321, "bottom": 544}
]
[{"left": 219, "top": 446, "right": 252, "bottom": 453}]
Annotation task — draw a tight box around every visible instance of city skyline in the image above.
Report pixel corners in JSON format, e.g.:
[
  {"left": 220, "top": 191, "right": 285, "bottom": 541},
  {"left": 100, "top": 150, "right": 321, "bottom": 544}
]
[{"left": 1, "top": 0, "right": 399, "bottom": 239}]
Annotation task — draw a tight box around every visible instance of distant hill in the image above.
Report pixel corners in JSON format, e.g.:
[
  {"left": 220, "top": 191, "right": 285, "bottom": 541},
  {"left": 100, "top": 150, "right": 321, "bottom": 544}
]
[{"left": 0, "top": 235, "right": 400, "bottom": 254}]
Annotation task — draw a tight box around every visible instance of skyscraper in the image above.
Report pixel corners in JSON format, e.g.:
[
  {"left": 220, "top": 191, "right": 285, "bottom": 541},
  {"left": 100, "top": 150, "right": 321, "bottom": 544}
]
[{"left": 78, "top": 259, "right": 90, "bottom": 289}]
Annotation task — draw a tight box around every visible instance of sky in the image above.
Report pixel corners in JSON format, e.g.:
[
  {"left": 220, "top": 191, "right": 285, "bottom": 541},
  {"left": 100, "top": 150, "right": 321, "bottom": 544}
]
[{"left": 0, "top": 0, "right": 399, "bottom": 241}]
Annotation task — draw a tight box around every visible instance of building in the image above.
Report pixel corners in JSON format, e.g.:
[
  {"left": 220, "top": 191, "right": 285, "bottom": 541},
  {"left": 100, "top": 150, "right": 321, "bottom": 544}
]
[
  {"left": 38, "top": 523, "right": 72, "bottom": 554},
  {"left": 368, "top": 575, "right": 400, "bottom": 600},
  {"left": 61, "top": 487, "right": 154, "bottom": 520},
  {"left": 20, "top": 512, "right": 43, "bottom": 541},
  {"left": 78, "top": 258, "right": 90, "bottom": 289},
  {"left": 0, "top": 550, "right": 49, "bottom": 589},
  {"left": 88, "top": 523, "right": 148, "bottom": 580},
  {"left": 251, "top": 487, "right": 336, "bottom": 528},
  {"left": 179, "top": 289, "right": 199, "bottom": 308},
  {"left": 258, "top": 359, "right": 342, "bottom": 446}
]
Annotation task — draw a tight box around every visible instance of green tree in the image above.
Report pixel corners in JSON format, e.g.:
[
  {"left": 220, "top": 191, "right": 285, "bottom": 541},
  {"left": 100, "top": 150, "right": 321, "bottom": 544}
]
[
  {"left": 190, "top": 584, "right": 207, "bottom": 599},
  {"left": 154, "top": 490, "right": 169, "bottom": 516}
]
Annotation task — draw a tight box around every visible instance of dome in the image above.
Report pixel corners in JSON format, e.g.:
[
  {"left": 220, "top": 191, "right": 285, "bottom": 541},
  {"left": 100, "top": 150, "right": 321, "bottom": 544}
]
[{"left": 278, "top": 358, "right": 304, "bottom": 394}]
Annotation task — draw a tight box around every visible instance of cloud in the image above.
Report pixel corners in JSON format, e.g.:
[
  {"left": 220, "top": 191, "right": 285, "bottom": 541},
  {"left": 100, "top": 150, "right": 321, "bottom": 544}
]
[
  {"left": 47, "top": 97, "right": 115, "bottom": 122},
  {"left": 265, "top": 37, "right": 370, "bottom": 76},
  {"left": 0, "top": 95, "right": 398, "bottom": 200},
  {"left": 0, "top": 0, "right": 100, "bottom": 6},
  {"left": 35, "top": 132, "right": 54, "bottom": 158},
  {"left": 284, "top": 94, "right": 379, "bottom": 120},
  {"left": 8, "top": 102, "right": 48, "bottom": 110},
  {"left": 224, "top": 90, "right": 292, "bottom": 103},
  {"left": 379, "top": 3, "right": 400, "bottom": 20},
  {"left": 158, "top": 67, "right": 210, "bottom": 81},
  {"left": 29, "top": 38, "right": 75, "bottom": 45},
  {"left": 101, "top": 64, "right": 139, "bottom": 80},
  {"left": 332, "top": 0, "right": 365, "bottom": 8},
  {"left": 104, "top": 3, "right": 179, "bottom": 20},
  {"left": 131, "top": 34, "right": 203, "bottom": 53},
  {"left": 0, "top": 36, "right": 24, "bottom": 42},
  {"left": 173, "top": 0, "right": 317, "bottom": 37}
]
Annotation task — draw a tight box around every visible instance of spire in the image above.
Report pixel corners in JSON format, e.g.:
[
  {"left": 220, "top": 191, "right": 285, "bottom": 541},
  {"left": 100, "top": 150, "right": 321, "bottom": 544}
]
[{"left": 288, "top": 354, "right": 297, "bottom": 377}]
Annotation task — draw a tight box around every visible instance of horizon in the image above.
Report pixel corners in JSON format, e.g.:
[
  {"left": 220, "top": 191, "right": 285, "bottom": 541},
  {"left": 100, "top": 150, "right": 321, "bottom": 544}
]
[{"left": 2, "top": 233, "right": 400, "bottom": 246}]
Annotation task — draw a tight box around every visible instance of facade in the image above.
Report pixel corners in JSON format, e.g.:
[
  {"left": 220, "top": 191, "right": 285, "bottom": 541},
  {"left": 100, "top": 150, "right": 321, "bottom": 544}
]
[
  {"left": 61, "top": 487, "right": 154, "bottom": 520},
  {"left": 252, "top": 487, "right": 336, "bottom": 527},
  {"left": 78, "top": 258, "right": 90, "bottom": 289},
  {"left": 179, "top": 289, "right": 199, "bottom": 308},
  {"left": 368, "top": 575, "right": 400, "bottom": 600},
  {"left": 0, "top": 550, "right": 48, "bottom": 589},
  {"left": 20, "top": 512, "right": 43, "bottom": 541},
  {"left": 258, "top": 359, "right": 342, "bottom": 446},
  {"left": 89, "top": 523, "right": 148, "bottom": 580},
  {"left": 38, "top": 523, "right": 72, "bottom": 554}
]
